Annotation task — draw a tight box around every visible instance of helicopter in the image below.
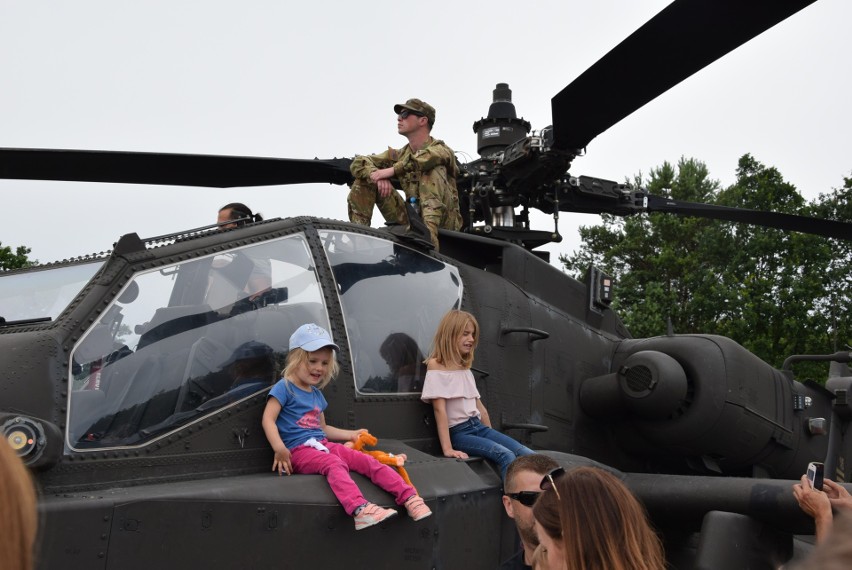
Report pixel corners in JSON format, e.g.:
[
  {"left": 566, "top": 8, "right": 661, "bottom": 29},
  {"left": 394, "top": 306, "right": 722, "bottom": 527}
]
[{"left": 2, "top": 0, "right": 852, "bottom": 568}]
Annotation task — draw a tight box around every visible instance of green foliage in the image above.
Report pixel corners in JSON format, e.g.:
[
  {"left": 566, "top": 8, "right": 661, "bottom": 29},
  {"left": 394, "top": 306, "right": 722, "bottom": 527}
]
[
  {"left": 0, "top": 242, "right": 34, "bottom": 271},
  {"left": 561, "top": 155, "right": 852, "bottom": 381}
]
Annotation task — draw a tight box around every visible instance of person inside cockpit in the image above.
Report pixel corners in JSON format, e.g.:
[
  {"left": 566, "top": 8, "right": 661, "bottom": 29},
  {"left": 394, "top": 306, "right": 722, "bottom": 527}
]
[
  {"left": 380, "top": 332, "right": 426, "bottom": 392},
  {"left": 214, "top": 203, "right": 272, "bottom": 302},
  {"left": 196, "top": 340, "right": 276, "bottom": 411}
]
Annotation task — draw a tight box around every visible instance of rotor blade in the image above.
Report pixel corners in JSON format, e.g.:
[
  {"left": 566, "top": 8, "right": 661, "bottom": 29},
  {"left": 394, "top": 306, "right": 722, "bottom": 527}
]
[
  {"left": 0, "top": 148, "right": 354, "bottom": 188},
  {"left": 647, "top": 194, "right": 852, "bottom": 241},
  {"left": 551, "top": 0, "right": 817, "bottom": 151}
]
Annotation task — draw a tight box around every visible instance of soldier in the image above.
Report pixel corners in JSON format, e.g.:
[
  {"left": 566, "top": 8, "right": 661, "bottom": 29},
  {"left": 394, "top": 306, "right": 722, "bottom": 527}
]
[{"left": 348, "top": 98, "right": 463, "bottom": 251}]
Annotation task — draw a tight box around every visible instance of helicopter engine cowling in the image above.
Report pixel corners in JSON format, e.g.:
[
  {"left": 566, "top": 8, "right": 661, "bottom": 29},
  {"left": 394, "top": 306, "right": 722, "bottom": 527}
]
[
  {"left": 580, "top": 350, "right": 689, "bottom": 420},
  {"left": 580, "top": 334, "right": 831, "bottom": 478}
]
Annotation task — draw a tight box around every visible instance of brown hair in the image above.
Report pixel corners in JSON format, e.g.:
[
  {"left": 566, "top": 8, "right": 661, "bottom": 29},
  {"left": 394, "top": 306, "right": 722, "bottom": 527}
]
[
  {"left": 283, "top": 347, "right": 339, "bottom": 390},
  {"left": 533, "top": 466, "right": 665, "bottom": 570},
  {"left": 218, "top": 202, "right": 263, "bottom": 225},
  {"left": 427, "top": 309, "right": 479, "bottom": 368},
  {"left": 505, "top": 454, "right": 560, "bottom": 493},
  {"left": 0, "top": 439, "right": 38, "bottom": 570}
]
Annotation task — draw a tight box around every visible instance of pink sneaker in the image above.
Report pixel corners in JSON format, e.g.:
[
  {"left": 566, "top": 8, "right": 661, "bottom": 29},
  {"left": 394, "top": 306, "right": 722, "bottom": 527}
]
[
  {"left": 404, "top": 495, "right": 432, "bottom": 521},
  {"left": 354, "top": 503, "right": 398, "bottom": 530}
]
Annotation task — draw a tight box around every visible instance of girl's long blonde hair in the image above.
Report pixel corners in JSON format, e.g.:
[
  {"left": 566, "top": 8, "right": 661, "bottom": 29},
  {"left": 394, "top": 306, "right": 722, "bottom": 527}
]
[
  {"left": 427, "top": 310, "right": 479, "bottom": 369},
  {"left": 282, "top": 347, "right": 339, "bottom": 389}
]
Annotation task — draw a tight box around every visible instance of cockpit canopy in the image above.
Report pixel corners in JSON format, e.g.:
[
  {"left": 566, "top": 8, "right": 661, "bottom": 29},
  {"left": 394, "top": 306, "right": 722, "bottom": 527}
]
[{"left": 66, "top": 230, "right": 462, "bottom": 451}]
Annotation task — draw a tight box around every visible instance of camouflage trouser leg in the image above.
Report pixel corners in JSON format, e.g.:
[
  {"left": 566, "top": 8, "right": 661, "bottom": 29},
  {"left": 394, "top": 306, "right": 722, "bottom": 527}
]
[
  {"left": 347, "top": 179, "right": 408, "bottom": 227},
  {"left": 419, "top": 199, "right": 443, "bottom": 251},
  {"left": 418, "top": 181, "right": 463, "bottom": 252}
]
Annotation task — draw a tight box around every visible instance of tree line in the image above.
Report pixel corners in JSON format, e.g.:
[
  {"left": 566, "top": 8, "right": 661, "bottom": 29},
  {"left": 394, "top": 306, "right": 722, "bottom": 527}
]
[{"left": 561, "top": 154, "right": 851, "bottom": 382}]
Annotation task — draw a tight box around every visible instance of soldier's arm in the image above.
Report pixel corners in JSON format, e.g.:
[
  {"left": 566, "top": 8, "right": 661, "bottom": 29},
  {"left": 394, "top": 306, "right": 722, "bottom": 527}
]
[{"left": 350, "top": 148, "right": 397, "bottom": 180}]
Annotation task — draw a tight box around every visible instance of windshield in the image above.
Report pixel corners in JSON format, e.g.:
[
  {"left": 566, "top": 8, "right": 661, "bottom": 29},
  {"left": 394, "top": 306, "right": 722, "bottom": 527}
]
[
  {"left": 67, "top": 234, "right": 332, "bottom": 450},
  {"left": 0, "top": 261, "right": 104, "bottom": 323},
  {"left": 320, "top": 231, "right": 462, "bottom": 394}
]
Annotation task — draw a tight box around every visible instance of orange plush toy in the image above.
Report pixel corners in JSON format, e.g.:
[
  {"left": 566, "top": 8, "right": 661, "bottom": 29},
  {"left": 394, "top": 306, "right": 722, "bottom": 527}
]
[{"left": 345, "top": 431, "right": 415, "bottom": 489}]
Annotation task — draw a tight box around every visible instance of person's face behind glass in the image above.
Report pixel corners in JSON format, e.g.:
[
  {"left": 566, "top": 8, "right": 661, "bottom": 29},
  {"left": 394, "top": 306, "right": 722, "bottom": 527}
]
[{"left": 217, "top": 208, "right": 237, "bottom": 229}]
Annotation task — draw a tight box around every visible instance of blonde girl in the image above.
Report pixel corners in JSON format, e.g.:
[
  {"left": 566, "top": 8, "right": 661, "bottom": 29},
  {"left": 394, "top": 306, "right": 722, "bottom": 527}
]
[
  {"left": 261, "top": 323, "right": 431, "bottom": 530},
  {"left": 421, "top": 310, "right": 533, "bottom": 479}
]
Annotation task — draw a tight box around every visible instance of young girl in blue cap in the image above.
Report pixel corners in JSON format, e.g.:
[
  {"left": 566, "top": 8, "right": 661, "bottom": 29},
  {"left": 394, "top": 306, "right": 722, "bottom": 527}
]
[{"left": 261, "top": 323, "right": 431, "bottom": 530}]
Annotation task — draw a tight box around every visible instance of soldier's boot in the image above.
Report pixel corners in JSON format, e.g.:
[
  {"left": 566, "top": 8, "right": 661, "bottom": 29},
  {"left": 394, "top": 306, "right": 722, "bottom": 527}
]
[{"left": 387, "top": 202, "right": 435, "bottom": 251}]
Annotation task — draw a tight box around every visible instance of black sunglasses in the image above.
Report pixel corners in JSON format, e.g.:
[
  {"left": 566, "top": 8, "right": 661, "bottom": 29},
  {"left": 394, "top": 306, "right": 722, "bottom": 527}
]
[
  {"left": 398, "top": 109, "right": 425, "bottom": 119},
  {"left": 506, "top": 491, "right": 541, "bottom": 507},
  {"left": 540, "top": 466, "right": 566, "bottom": 500}
]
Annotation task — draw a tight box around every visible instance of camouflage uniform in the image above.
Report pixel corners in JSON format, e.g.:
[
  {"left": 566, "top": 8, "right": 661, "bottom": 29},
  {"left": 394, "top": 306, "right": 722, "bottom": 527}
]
[{"left": 348, "top": 137, "right": 463, "bottom": 250}]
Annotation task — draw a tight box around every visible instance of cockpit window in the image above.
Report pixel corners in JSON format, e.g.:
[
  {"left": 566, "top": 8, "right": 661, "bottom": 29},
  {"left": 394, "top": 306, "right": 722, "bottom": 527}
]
[
  {"left": 0, "top": 261, "right": 103, "bottom": 323},
  {"left": 67, "top": 234, "right": 332, "bottom": 450},
  {"left": 320, "top": 231, "right": 462, "bottom": 394}
]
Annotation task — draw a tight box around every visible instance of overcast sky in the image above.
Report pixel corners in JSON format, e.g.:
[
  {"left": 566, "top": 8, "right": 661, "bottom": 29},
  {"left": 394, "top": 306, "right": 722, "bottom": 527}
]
[{"left": 1, "top": 0, "right": 849, "bottom": 266}]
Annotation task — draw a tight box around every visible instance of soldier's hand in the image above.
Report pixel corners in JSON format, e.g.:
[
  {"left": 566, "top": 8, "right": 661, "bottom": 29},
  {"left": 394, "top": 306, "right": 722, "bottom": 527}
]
[
  {"left": 377, "top": 178, "right": 394, "bottom": 197},
  {"left": 370, "top": 167, "right": 395, "bottom": 183}
]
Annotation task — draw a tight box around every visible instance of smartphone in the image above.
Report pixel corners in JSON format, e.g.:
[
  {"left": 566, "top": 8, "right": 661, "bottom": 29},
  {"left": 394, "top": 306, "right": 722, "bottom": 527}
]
[{"left": 807, "top": 462, "right": 825, "bottom": 491}]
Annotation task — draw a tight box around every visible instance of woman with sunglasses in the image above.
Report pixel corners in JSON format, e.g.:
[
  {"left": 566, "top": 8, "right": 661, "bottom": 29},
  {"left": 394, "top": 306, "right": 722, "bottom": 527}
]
[{"left": 532, "top": 466, "right": 665, "bottom": 570}]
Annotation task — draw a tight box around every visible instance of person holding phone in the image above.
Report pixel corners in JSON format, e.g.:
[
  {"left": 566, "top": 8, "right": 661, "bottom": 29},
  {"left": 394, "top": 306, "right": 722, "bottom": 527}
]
[{"left": 792, "top": 470, "right": 852, "bottom": 543}]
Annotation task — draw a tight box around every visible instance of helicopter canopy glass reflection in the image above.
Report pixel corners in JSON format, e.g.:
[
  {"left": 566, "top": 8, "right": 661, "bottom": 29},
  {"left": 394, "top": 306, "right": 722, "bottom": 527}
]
[
  {"left": 65, "top": 230, "right": 462, "bottom": 451},
  {"left": 67, "top": 233, "right": 330, "bottom": 450},
  {"left": 320, "top": 231, "right": 462, "bottom": 394}
]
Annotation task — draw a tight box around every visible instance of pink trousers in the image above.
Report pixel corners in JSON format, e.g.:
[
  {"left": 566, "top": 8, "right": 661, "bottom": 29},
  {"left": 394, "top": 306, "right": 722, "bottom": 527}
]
[{"left": 290, "top": 440, "right": 415, "bottom": 515}]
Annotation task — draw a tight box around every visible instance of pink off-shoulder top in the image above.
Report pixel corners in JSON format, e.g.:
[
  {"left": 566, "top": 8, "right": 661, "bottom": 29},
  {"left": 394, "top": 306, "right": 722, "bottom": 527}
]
[{"left": 421, "top": 368, "right": 481, "bottom": 428}]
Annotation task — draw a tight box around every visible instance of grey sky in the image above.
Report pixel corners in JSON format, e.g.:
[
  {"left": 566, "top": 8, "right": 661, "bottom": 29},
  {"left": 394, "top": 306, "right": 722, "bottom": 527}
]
[{"left": 1, "top": 0, "right": 849, "bottom": 265}]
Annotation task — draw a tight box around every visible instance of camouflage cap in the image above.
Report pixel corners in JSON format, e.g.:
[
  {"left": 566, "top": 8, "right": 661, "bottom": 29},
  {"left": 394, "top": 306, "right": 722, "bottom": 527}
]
[{"left": 393, "top": 98, "right": 436, "bottom": 125}]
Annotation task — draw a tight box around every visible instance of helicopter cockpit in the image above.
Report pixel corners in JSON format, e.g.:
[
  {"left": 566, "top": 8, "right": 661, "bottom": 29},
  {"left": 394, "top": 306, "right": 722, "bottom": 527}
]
[{"left": 65, "top": 229, "right": 462, "bottom": 451}]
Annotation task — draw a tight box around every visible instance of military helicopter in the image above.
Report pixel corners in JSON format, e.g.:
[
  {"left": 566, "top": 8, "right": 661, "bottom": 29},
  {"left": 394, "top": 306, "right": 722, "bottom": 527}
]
[{"left": 2, "top": 0, "right": 852, "bottom": 568}]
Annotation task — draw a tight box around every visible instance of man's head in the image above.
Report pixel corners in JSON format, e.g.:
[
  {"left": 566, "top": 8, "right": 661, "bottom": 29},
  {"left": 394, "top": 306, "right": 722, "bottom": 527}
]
[
  {"left": 394, "top": 98, "right": 435, "bottom": 131},
  {"left": 217, "top": 202, "right": 261, "bottom": 229},
  {"left": 502, "top": 454, "right": 561, "bottom": 549}
]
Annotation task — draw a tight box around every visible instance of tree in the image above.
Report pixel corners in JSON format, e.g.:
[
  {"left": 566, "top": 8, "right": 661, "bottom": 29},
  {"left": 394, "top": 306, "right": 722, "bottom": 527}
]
[
  {"left": 561, "top": 155, "right": 850, "bottom": 380},
  {"left": 0, "top": 242, "right": 33, "bottom": 271},
  {"left": 562, "top": 157, "right": 727, "bottom": 338},
  {"left": 804, "top": 178, "right": 852, "bottom": 357}
]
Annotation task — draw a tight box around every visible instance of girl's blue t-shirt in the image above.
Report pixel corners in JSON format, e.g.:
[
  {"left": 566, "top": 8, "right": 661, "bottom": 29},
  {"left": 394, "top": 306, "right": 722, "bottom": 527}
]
[{"left": 268, "top": 379, "right": 328, "bottom": 449}]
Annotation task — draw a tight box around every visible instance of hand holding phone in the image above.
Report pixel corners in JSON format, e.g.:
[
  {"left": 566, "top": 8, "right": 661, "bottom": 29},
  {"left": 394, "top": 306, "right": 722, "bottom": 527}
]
[{"left": 807, "top": 462, "right": 825, "bottom": 491}]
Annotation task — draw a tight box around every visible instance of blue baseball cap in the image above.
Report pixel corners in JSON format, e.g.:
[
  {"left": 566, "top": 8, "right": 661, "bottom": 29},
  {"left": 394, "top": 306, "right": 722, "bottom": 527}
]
[{"left": 289, "top": 323, "right": 340, "bottom": 352}]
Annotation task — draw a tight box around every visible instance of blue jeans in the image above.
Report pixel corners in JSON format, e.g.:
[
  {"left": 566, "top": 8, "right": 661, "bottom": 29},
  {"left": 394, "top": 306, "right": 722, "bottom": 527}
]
[{"left": 450, "top": 417, "right": 534, "bottom": 479}]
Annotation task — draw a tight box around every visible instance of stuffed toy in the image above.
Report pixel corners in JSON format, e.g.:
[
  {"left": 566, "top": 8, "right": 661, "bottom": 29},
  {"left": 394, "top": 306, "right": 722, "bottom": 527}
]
[{"left": 345, "top": 431, "right": 415, "bottom": 489}]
